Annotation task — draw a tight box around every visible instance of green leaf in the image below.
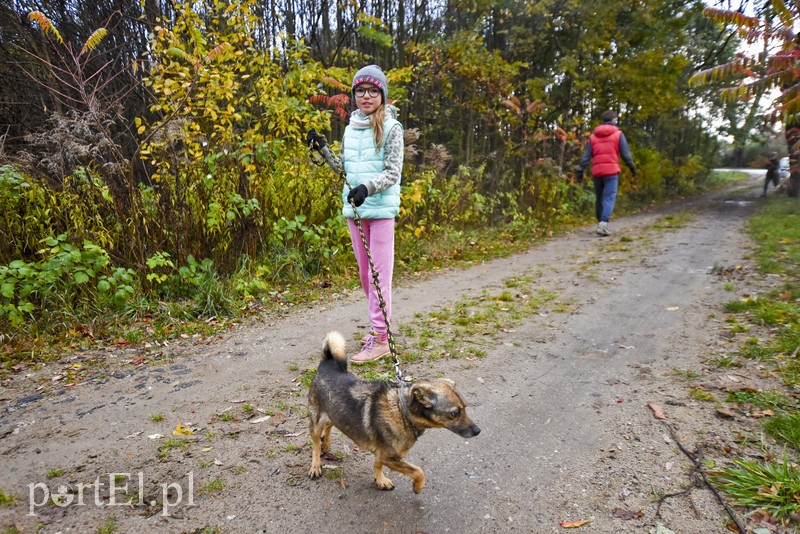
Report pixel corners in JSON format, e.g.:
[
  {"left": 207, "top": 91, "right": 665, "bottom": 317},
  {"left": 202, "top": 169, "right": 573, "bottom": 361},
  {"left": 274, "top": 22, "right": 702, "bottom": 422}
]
[{"left": 1, "top": 283, "right": 13, "bottom": 299}]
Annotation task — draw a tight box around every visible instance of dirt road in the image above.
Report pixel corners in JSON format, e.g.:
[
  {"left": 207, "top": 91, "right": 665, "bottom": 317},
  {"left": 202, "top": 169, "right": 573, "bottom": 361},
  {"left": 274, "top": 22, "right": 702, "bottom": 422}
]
[{"left": 1, "top": 172, "right": 775, "bottom": 533}]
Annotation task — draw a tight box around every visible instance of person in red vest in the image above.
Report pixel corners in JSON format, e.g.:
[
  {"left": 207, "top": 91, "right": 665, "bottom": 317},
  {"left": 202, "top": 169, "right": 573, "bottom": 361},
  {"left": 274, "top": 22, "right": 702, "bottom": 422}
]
[{"left": 575, "top": 111, "right": 637, "bottom": 236}]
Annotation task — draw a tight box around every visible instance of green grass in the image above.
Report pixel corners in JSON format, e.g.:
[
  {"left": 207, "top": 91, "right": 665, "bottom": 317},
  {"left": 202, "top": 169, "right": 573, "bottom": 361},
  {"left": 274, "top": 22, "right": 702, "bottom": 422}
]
[
  {"left": 688, "top": 388, "right": 715, "bottom": 402},
  {"left": 710, "top": 196, "right": 800, "bottom": 523},
  {"left": 710, "top": 355, "right": 741, "bottom": 369},
  {"left": 324, "top": 467, "right": 344, "bottom": 480},
  {"left": 669, "top": 368, "right": 703, "bottom": 380},
  {"left": 299, "top": 368, "right": 316, "bottom": 388},
  {"left": 780, "top": 357, "right": 800, "bottom": 388},
  {"left": 198, "top": 477, "right": 225, "bottom": 495},
  {"left": 97, "top": 517, "right": 116, "bottom": 534},
  {"left": 0, "top": 489, "right": 17, "bottom": 507},
  {"left": 700, "top": 170, "right": 752, "bottom": 194},
  {"left": 710, "top": 456, "right": 800, "bottom": 522},
  {"left": 645, "top": 211, "right": 695, "bottom": 231},
  {"left": 46, "top": 468, "right": 63, "bottom": 478},
  {"left": 157, "top": 438, "right": 187, "bottom": 458},
  {"left": 725, "top": 389, "right": 793, "bottom": 411},
  {"left": 763, "top": 411, "right": 800, "bottom": 449},
  {"left": 748, "top": 198, "right": 800, "bottom": 278}
]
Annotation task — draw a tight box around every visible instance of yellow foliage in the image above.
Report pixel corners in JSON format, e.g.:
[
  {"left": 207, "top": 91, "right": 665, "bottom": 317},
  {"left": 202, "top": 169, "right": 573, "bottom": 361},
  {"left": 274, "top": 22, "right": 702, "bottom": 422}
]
[
  {"left": 135, "top": 0, "right": 332, "bottom": 269},
  {"left": 28, "top": 11, "right": 63, "bottom": 44},
  {"left": 81, "top": 28, "right": 108, "bottom": 55}
]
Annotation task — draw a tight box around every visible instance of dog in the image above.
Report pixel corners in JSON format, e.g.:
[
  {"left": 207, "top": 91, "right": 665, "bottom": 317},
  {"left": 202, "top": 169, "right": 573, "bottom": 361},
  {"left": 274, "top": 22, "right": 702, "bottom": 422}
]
[{"left": 307, "top": 331, "right": 480, "bottom": 493}]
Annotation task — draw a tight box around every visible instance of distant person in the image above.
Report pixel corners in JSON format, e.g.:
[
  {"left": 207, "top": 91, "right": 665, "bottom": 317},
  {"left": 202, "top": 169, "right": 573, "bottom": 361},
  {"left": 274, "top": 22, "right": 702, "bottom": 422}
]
[
  {"left": 762, "top": 152, "right": 780, "bottom": 197},
  {"left": 575, "top": 111, "right": 637, "bottom": 236}
]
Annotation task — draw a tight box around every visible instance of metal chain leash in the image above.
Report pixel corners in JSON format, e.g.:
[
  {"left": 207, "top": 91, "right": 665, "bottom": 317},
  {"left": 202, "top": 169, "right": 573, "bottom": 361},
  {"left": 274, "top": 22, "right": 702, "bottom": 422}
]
[{"left": 306, "top": 130, "right": 407, "bottom": 385}]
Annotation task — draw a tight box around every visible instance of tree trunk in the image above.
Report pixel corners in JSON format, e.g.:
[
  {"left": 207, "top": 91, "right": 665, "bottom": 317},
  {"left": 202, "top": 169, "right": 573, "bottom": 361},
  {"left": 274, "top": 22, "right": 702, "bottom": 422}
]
[{"left": 787, "top": 125, "right": 799, "bottom": 198}]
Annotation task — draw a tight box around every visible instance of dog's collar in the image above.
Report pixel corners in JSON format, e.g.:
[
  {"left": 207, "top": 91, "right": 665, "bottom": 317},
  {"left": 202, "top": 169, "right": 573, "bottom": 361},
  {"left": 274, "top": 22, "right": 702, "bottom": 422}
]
[{"left": 396, "top": 383, "right": 422, "bottom": 440}]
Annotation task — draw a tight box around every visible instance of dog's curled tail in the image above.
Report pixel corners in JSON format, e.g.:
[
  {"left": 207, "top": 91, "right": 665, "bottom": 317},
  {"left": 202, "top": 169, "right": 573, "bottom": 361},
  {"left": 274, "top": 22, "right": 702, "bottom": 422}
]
[{"left": 322, "top": 331, "right": 348, "bottom": 371}]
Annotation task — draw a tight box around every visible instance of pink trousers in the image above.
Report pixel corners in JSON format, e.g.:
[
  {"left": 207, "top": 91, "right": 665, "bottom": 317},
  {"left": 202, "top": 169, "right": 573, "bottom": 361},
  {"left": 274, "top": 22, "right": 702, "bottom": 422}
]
[{"left": 347, "top": 217, "right": 395, "bottom": 335}]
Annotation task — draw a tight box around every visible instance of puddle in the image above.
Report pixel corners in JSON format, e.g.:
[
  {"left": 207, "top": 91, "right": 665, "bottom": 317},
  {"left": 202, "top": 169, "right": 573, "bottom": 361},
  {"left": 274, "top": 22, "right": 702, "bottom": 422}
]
[{"left": 722, "top": 199, "right": 754, "bottom": 206}]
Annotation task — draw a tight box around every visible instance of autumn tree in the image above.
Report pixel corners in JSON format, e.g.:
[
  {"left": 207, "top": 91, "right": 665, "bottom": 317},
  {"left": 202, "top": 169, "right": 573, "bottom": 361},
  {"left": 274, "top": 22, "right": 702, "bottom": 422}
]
[{"left": 690, "top": 0, "right": 800, "bottom": 195}]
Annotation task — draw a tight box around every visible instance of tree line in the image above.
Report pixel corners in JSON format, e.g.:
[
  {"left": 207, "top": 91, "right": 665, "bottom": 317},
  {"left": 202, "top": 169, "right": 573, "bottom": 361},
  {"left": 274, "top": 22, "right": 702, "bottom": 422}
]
[{"left": 0, "top": 0, "right": 753, "bottom": 332}]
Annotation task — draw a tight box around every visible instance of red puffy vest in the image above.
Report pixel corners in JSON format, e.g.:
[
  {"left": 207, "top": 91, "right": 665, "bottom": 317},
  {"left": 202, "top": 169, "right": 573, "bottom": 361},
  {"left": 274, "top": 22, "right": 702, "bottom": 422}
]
[{"left": 590, "top": 124, "right": 622, "bottom": 178}]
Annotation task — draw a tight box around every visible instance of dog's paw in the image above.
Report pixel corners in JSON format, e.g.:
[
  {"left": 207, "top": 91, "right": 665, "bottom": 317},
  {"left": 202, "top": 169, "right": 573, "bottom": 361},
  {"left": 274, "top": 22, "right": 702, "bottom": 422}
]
[
  {"left": 309, "top": 465, "right": 323, "bottom": 479},
  {"left": 375, "top": 476, "right": 395, "bottom": 491},
  {"left": 412, "top": 476, "right": 426, "bottom": 493}
]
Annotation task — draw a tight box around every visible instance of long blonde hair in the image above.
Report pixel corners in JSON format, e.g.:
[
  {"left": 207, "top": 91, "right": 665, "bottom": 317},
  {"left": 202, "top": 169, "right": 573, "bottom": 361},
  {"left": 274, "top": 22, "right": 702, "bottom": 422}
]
[{"left": 370, "top": 104, "right": 386, "bottom": 150}]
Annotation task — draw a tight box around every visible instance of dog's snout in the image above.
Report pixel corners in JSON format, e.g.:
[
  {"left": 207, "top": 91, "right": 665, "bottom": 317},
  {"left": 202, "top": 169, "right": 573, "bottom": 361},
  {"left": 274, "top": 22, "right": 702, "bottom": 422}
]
[{"left": 460, "top": 424, "right": 480, "bottom": 438}]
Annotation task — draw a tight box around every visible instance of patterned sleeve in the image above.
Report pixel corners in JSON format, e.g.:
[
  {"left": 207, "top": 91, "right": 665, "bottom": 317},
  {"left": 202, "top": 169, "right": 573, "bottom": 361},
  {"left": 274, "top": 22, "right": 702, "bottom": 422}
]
[{"left": 366, "top": 125, "right": 404, "bottom": 195}]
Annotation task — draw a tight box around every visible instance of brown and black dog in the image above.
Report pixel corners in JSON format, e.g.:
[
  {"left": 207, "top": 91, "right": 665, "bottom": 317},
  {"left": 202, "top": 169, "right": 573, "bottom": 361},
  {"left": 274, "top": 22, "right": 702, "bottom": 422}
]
[{"left": 307, "top": 331, "right": 480, "bottom": 493}]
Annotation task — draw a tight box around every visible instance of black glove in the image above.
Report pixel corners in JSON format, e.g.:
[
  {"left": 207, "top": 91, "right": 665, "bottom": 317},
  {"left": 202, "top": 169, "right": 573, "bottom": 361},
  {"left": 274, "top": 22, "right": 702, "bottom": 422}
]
[
  {"left": 306, "top": 129, "right": 326, "bottom": 150},
  {"left": 573, "top": 165, "right": 584, "bottom": 180},
  {"left": 347, "top": 185, "right": 368, "bottom": 207},
  {"left": 631, "top": 168, "right": 637, "bottom": 177}
]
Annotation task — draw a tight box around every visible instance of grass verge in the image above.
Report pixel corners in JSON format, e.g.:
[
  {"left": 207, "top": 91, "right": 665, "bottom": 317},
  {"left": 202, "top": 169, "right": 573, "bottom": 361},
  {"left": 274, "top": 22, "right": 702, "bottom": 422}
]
[{"left": 710, "top": 196, "right": 800, "bottom": 525}]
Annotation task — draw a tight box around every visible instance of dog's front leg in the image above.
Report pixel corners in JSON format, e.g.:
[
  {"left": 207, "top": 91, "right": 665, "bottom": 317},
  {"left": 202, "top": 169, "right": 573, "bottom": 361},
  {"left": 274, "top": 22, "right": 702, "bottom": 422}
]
[
  {"left": 376, "top": 455, "right": 426, "bottom": 493},
  {"left": 373, "top": 457, "right": 395, "bottom": 490}
]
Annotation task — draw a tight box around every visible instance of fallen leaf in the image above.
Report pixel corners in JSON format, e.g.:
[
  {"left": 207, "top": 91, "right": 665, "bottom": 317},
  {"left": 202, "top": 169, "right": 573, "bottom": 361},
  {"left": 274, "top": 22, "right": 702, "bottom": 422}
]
[
  {"left": 249, "top": 415, "right": 271, "bottom": 424},
  {"left": 173, "top": 423, "right": 195, "bottom": 436},
  {"left": 648, "top": 403, "right": 667, "bottom": 420},
  {"left": 271, "top": 413, "right": 287, "bottom": 425},
  {"left": 560, "top": 519, "right": 591, "bottom": 528},
  {"left": 715, "top": 407, "right": 736, "bottom": 419},
  {"left": 612, "top": 507, "right": 643, "bottom": 520}
]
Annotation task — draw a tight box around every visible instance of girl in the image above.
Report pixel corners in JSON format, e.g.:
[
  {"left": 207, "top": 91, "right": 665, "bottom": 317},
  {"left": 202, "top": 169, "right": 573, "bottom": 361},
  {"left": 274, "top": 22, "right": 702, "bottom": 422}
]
[{"left": 341, "top": 65, "right": 404, "bottom": 363}]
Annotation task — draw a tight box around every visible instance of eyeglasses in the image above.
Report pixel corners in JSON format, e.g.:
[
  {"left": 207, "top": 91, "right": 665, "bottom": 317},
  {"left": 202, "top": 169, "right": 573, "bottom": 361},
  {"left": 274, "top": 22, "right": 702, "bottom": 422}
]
[{"left": 354, "top": 87, "right": 381, "bottom": 98}]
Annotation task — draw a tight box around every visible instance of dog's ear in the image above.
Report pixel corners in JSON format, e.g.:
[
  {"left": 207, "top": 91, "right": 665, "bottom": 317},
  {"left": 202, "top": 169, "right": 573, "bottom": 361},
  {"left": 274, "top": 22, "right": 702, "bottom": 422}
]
[
  {"left": 438, "top": 378, "right": 455, "bottom": 386},
  {"left": 411, "top": 383, "right": 436, "bottom": 408}
]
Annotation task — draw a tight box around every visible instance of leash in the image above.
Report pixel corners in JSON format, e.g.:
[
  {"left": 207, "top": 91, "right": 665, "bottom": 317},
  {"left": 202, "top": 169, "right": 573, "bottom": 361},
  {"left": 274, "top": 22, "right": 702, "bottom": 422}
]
[{"left": 306, "top": 129, "right": 408, "bottom": 385}]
